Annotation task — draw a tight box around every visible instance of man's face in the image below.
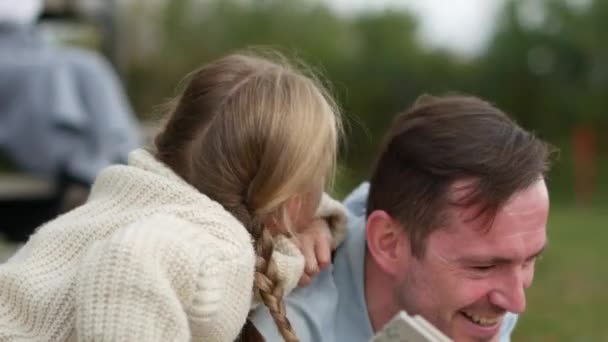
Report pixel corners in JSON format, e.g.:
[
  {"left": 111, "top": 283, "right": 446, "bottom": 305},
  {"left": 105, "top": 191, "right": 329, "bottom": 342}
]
[{"left": 394, "top": 179, "right": 549, "bottom": 342}]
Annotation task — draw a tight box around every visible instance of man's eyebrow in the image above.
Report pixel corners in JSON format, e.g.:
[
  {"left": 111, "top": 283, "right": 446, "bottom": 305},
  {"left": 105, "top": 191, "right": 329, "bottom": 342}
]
[
  {"left": 458, "top": 244, "right": 548, "bottom": 265},
  {"left": 526, "top": 244, "right": 547, "bottom": 261}
]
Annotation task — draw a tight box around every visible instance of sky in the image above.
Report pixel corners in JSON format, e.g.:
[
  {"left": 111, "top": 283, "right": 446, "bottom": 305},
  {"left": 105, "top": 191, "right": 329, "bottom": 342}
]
[{"left": 328, "top": 0, "right": 507, "bottom": 58}]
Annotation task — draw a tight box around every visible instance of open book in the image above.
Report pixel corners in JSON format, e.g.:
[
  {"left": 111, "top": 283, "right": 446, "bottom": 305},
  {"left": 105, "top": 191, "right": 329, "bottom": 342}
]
[{"left": 370, "top": 311, "right": 452, "bottom": 342}]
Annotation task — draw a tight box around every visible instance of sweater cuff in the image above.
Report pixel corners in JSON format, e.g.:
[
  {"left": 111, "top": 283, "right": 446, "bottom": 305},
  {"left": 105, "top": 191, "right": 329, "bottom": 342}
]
[
  {"left": 315, "top": 193, "right": 348, "bottom": 246},
  {"left": 251, "top": 235, "right": 305, "bottom": 309}
]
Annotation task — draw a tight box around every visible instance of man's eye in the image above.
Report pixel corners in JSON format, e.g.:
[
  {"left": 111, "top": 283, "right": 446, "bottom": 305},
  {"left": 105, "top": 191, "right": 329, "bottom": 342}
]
[{"left": 472, "top": 265, "right": 494, "bottom": 272}]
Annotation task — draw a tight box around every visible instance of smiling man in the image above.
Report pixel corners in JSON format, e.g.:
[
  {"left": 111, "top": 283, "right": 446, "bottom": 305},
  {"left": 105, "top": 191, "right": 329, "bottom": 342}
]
[
  {"left": 249, "top": 94, "right": 554, "bottom": 342},
  {"left": 366, "top": 177, "right": 549, "bottom": 341}
]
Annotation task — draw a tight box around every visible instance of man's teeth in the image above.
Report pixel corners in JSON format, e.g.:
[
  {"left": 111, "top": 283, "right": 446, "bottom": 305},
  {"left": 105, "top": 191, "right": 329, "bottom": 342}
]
[{"left": 462, "top": 311, "right": 502, "bottom": 326}]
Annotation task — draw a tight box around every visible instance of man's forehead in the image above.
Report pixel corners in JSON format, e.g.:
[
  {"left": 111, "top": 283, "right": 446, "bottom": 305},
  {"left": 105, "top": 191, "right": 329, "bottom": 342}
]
[
  {"left": 430, "top": 180, "right": 549, "bottom": 259},
  {"left": 429, "top": 217, "right": 547, "bottom": 265},
  {"left": 503, "top": 180, "right": 549, "bottom": 214},
  {"left": 445, "top": 178, "right": 549, "bottom": 226}
]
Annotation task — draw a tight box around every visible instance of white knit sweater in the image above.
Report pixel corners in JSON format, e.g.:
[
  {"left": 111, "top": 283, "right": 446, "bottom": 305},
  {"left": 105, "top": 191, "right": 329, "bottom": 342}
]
[{"left": 0, "top": 149, "right": 347, "bottom": 342}]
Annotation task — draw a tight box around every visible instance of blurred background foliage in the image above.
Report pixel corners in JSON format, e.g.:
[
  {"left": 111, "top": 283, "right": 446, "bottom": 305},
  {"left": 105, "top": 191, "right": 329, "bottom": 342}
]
[{"left": 118, "top": 0, "right": 607, "bottom": 205}]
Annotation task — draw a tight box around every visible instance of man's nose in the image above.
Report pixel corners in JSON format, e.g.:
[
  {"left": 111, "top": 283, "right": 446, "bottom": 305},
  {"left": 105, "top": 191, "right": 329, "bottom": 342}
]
[{"left": 488, "top": 269, "right": 528, "bottom": 314}]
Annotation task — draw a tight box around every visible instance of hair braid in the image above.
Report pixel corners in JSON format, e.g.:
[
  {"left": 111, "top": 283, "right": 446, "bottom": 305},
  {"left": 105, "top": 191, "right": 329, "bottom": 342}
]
[{"left": 232, "top": 203, "right": 299, "bottom": 342}]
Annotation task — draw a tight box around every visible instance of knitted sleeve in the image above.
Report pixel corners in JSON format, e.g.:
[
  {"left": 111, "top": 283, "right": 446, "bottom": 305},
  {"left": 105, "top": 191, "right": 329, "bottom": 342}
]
[
  {"left": 74, "top": 215, "right": 255, "bottom": 342},
  {"left": 316, "top": 193, "right": 348, "bottom": 246},
  {"left": 251, "top": 193, "right": 349, "bottom": 308}
]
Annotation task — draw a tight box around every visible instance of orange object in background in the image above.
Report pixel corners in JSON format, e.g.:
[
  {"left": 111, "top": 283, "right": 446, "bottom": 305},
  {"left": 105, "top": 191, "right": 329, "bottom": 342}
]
[{"left": 572, "top": 124, "right": 597, "bottom": 205}]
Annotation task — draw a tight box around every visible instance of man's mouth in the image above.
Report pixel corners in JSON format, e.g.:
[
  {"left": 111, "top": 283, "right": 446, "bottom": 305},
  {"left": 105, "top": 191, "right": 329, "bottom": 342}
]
[{"left": 460, "top": 310, "right": 503, "bottom": 327}]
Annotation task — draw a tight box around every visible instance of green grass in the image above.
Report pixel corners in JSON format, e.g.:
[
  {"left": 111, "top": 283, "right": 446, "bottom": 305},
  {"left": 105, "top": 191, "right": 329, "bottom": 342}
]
[{"left": 514, "top": 205, "right": 608, "bottom": 341}]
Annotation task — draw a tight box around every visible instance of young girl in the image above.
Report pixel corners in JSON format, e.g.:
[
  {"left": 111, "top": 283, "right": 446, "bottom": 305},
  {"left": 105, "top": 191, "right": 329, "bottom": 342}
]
[{"left": 0, "top": 51, "right": 346, "bottom": 341}]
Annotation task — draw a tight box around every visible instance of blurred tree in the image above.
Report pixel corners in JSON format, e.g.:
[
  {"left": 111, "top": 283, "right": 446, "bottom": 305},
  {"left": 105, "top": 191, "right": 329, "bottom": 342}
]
[
  {"left": 120, "top": 0, "right": 470, "bottom": 188},
  {"left": 474, "top": 0, "right": 608, "bottom": 203},
  {"left": 117, "top": 0, "right": 607, "bottom": 199}
]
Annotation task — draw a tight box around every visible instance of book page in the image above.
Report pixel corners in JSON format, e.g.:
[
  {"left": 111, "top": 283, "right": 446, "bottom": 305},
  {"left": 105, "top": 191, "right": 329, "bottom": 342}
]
[{"left": 370, "top": 311, "right": 451, "bottom": 342}]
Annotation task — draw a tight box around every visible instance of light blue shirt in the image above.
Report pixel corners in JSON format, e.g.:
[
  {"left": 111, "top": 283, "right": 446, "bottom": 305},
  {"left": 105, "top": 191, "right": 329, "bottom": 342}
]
[{"left": 251, "top": 182, "right": 518, "bottom": 341}]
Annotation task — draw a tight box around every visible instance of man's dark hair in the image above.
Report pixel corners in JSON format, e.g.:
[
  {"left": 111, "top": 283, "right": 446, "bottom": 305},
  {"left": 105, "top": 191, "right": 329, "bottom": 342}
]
[{"left": 367, "top": 94, "right": 556, "bottom": 257}]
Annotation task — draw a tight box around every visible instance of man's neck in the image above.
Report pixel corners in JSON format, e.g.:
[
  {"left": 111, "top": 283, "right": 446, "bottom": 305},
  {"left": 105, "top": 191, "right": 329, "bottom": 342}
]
[{"left": 364, "top": 252, "right": 401, "bottom": 333}]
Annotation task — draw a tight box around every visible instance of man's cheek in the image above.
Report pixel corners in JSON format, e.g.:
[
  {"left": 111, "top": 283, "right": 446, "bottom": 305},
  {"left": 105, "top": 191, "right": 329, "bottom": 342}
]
[{"left": 450, "top": 279, "right": 493, "bottom": 310}]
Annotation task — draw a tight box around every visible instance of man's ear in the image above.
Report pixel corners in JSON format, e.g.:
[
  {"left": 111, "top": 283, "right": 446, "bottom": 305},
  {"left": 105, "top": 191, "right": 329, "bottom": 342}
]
[{"left": 365, "top": 210, "right": 411, "bottom": 276}]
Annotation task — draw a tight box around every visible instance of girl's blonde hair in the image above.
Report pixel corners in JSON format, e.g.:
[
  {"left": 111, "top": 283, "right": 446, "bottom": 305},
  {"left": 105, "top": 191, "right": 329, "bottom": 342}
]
[{"left": 154, "top": 50, "right": 341, "bottom": 341}]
